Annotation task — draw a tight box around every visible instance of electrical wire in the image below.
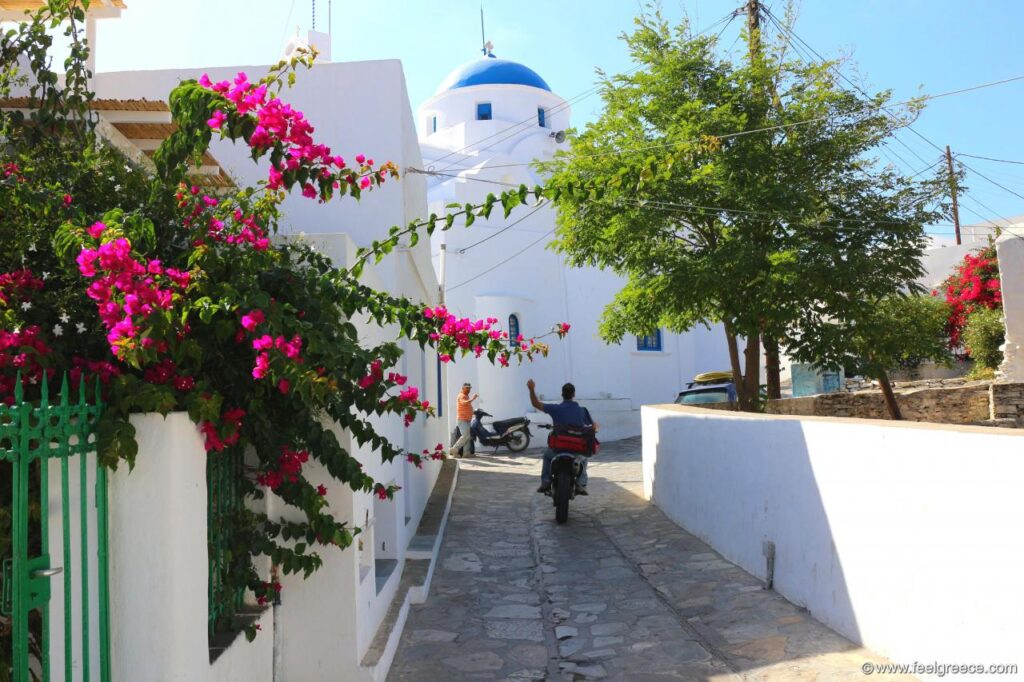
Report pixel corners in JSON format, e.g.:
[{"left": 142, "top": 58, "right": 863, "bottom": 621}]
[
  {"left": 956, "top": 153, "right": 1024, "bottom": 166},
  {"left": 458, "top": 74, "right": 1024, "bottom": 173},
  {"left": 278, "top": 0, "right": 299, "bottom": 54},
  {"left": 762, "top": 8, "right": 1019, "bottom": 225},
  {"left": 446, "top": 228, "right": 555, "bottom": 292},
  {"left": 422, "top": 167, "right": 977, "bottom": 232},
  {"left": 457, "top": 202, "right": 548, "bottom": 254}
]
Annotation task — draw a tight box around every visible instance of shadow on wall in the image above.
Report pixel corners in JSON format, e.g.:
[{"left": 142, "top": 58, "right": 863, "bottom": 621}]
[{"left": 642, "top": 407, "right": 1024, "bottom": 671}]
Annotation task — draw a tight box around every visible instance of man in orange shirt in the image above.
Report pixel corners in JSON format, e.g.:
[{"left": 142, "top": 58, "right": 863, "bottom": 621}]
[{"left": 450, "top": 382, "right": 479, "bottom": 458}]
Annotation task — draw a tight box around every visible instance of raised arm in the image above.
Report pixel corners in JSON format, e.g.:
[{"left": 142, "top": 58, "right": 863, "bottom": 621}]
[{"left": 526, "top": 379, "right": 546, "bottom": 412}]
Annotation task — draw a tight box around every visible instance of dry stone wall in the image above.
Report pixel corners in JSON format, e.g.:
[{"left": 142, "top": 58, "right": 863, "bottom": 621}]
[{"left": 768, "top": 382, "right": 1024, "bottom": 427}]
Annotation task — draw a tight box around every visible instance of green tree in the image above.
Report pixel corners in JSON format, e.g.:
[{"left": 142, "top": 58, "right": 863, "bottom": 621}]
[
  {"left": 544, "top": 9, "right": 945, "bottom": 412},
  {"left": 962, "top": 307, "right": 1005, "bottom": 375},
  {"left": 791, "top": 295, "right": 952, "bottom": 419}
]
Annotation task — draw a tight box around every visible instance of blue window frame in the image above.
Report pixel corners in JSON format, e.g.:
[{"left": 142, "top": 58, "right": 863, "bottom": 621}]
[
  {"left": 431, "top": 116, "right": 437, "bottom": 133},
  {"left": 476, "top": 102, "right": 492, "bottom": 121},
  {"left": 509, "top": 314, "right": 520, "bottom": 347},
  {"left": 537, "top": 107, "right": 547, "bottom": 128},
  {"left": 636, "top": 330, "right": 663, "bottom": 352}
]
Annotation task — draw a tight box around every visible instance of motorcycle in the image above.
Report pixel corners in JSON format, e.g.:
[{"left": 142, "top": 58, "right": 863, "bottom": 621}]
[
  {"left": 537, "top": 424, "right": 586, "bottom": 524},
  {"left": 451, "top": 409, "right": 531, "bottom": 455}
]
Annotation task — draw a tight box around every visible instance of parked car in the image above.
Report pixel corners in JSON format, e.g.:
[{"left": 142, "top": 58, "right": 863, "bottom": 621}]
[{"left": 675, "top": 371, "right": 737, "bottom": 406}]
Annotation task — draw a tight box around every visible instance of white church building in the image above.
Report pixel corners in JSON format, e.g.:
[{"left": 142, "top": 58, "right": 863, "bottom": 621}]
[{"left": 418, "top": 51, "right": 730, "bottom": 440}]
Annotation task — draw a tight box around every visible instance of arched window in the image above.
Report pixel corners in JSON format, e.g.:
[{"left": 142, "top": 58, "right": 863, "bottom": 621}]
[
  {"left": 636, "top": 329, "right": 663, "bottom": 352},
  {"left": 509, "top": 314, "right": 520, "bottom": 347}
]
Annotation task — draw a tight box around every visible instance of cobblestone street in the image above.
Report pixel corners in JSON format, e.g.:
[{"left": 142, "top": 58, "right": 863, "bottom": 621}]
[{"left": 388, "top": 437, "right": 913, "bottom": 681}]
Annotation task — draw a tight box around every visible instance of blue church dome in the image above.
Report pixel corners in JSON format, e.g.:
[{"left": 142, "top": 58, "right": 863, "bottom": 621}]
[{"left": 437, "top": 57, "right": 551, "bottom": 93}]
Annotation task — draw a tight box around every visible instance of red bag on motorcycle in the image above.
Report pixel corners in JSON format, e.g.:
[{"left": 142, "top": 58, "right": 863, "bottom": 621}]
[{"left": 547, "top": 423, "right": 599, "bottom": 456}]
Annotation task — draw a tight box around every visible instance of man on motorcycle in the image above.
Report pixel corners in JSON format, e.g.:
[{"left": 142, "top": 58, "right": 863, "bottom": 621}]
[{"left": 527, "top": 379, "right": 598, "bottom": 495}]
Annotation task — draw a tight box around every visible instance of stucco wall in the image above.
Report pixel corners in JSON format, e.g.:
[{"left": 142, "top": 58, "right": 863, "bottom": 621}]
[
  {"left": 106, "top": 412, "right": 273, "bottom": 682},
  {"left": 642, "top": 405, "right": 1024, "bottom": 677},
  {"left": 997, "top": 228, "right": 1024, "bottom": 382}
]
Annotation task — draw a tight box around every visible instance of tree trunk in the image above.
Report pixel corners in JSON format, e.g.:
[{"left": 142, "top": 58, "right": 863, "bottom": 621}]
[
  {"left": 742, "top": 334, "right": 761, "bottom": 412},
  {"left": 723, "top": 321, "right": 748, "bottom": 409},
  {"left": 876, "top": 368, "right": 903, "bottom": 420},
  {"left": 763, "top": 335, "right": 781, "bottom": 401}
]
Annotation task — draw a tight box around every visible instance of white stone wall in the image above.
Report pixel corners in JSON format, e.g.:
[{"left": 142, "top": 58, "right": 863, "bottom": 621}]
[
  {"left": 91, "top": 59, "right": 446, "bottom": 679},
  {"left": 997, "top": 229, "right": 1024, "bottom": 382},
  {"left": 642, "top": 405, "right": 1024, "bottom": 679}
]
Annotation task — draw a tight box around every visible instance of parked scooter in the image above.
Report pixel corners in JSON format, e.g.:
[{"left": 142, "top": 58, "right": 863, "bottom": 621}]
[
  {"left": 537, "top": 424, "right": 587, "bottom": 524},
  {"left": 451, "top": 409, "right": 531, "bottom": 455}
]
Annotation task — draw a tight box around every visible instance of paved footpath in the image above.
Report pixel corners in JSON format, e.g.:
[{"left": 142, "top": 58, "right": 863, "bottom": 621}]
[{"left": 388, "top": 437, "right": 912, "bottom": 681}]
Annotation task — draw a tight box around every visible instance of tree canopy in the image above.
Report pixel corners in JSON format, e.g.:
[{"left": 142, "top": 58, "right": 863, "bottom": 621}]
[{"left": 544, "top": 9, "right": 949, "bottom": 411}]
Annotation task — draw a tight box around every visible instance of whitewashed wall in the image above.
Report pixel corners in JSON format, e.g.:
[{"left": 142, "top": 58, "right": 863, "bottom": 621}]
[
  {"left": 419, "top": 72, "right": 734, "bottom": 439},
  {"left": 105, "top": 412, "right": 272, "bottom": 682},
  {"left": 997, "top": 228, "right": 1024, "bottom": 382},
  {"left": 642, "top": 405, "right": 1024, "bottom": 679}
]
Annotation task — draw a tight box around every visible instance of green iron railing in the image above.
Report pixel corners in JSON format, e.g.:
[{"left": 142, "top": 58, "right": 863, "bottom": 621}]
[
  {"left": 207, "top": 447, "right": 246, "bottom": 641},
  {"left": 0, "top": 374, "right": 109, "bottom": 682}
]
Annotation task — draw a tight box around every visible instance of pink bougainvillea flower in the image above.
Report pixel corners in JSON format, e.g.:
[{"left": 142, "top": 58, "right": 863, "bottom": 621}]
[
  {"left": 252, "top": 352, "right": 270, "bottom": 379},
  {"left": 207, "top": 109, "right": 228, "bottom": 130},
  {"left": 63, "top": 194, "right": 72, "bottom": 207},
  {"left": 240, "top": 309, "right": 265, "bottom": 331},
  {"left": 87, "top": 222, "right": 106, "bottom": 239},
  {"left": 277, "top": 378, "right": 290, "bottom": 394}
]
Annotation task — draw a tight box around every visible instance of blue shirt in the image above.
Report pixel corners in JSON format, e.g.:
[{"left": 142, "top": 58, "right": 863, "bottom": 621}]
[{"left": 542, "top": 400, "right": 589, "bottom": 427}]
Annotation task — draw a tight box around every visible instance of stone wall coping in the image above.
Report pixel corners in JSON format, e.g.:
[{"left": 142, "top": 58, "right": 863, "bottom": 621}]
[{"left": 645, "top": 403, "right": 1024, "bottom": 436}]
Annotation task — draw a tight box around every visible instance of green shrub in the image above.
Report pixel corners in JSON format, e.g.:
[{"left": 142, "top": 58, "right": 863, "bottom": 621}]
[{"left": 962, "top": 307, "right": 1005, "bottom": 370}]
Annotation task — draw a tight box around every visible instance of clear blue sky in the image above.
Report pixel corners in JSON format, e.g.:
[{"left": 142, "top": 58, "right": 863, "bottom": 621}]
[{"left": 86, "top": 0, "right": 1024, "bottom": 237}]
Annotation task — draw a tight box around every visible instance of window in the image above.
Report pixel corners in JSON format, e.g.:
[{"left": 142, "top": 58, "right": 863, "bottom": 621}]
[
  {"left": 476, "top": 102, "right": 492, "bottom": 121},
  {"left": 431, "top": 115, "right": 437, "bottom": 133},
  {"left": 508, "top": 314, "right": 520, "bottom": 347},
  {"left": 636, "top": 330, "right": 663, "bottom": 352},
  {"left": 537, "top": 107, "right": 547, "bottom": 128}
]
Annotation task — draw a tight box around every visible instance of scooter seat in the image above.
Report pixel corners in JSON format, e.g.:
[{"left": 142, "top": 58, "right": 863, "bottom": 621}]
[{"left": 492, "top": 418, "right": 525, "bottom": 432}]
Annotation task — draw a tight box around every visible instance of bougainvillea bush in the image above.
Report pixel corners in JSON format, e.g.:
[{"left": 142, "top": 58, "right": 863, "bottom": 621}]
[
  {"left": 938, "top": 246, "right": 1002, "bottom": 350},
  {"left": 1, "top": 0, "right": 564, "bottom": 642}
]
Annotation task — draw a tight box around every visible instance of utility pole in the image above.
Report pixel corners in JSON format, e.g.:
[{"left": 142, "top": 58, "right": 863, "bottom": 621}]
[
  {"left": 945, "top": 145, "right": 963, "bottom": 245},
  {"left": 746, "top": 0, "right": 762, "bottom": 61},
  {"left": 741, "top": 0, "right": 784, "bottom": 404}
]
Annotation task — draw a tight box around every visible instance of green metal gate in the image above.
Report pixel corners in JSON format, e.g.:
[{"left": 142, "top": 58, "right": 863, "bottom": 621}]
[{"left": 1, "top": 375, "right": 110, "bottom": 682}]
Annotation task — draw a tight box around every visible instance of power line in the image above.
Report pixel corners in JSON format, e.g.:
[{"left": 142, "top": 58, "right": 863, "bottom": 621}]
[
  {"left": 457, "top": 202, "right": 548, "bottom": 254},
  {"left": 956, "top": 152, "right": 1024, "bottom": 166},
  {"left": 423, "top": 167, "right": 976, "bottom": 232},
  {"left": 447, "top": 229, "right": 555, "bottom": 292},
  {"left": 762, "top": 8, "right": 1019, "bottom": 224},
  {"left": 458, "top": 73, "right": 1024, "bottom": 173},
  {"left": 955, "top": 163, "right": 1024, "bottom": 202}
]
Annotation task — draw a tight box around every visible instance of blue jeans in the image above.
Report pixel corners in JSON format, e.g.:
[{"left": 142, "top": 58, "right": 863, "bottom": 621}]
[{"left": 541, "top": 448, "right": 588, "bottom": 486}]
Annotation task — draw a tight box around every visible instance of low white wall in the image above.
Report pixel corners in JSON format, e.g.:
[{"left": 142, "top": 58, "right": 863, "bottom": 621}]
[
  {"left": 108, "top": 412, "right": 272, "bottom": 682},
  {"left": 642, "top": 405, "right": 1024, "bottom": 677}
]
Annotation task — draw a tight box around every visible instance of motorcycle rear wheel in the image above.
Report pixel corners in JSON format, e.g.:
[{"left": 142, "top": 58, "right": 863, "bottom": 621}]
[
  {"left": 506, "top": 430, "right": 530, "bottom": 453},
  {"left": 554, "top": 474, "right": 571, "bottom": 523}
]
